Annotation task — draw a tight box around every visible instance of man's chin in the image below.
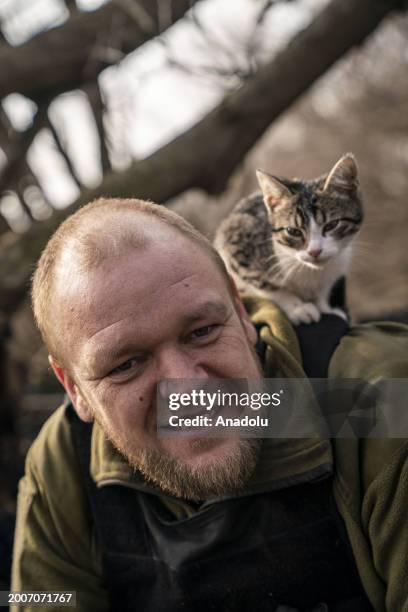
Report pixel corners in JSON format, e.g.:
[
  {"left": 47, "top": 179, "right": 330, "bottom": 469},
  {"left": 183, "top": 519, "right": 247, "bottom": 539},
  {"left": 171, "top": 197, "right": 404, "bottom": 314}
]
[
  {"left": 125, "top": 435, "right": 261, "bottom": 501},
  {"left": 158, "top": 435, "right": 240, "bottom": 467}
]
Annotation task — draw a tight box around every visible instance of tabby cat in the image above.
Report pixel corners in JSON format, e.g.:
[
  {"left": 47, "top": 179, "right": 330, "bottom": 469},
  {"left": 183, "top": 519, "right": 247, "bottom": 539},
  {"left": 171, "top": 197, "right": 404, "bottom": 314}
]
[{"left": 214, "top": 154, "right": 363, "bottom": 325}]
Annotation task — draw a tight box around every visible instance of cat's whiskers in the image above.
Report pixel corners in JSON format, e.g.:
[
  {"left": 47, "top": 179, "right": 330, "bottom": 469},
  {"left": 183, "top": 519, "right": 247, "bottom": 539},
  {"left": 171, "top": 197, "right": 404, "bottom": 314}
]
[
  {"left": 265, "top": 253, "right": 279, "bottom": 265},
  {"left": 276, "top": 258, "right": 303, "bottom": 286},
  {"left": 265, "top": 255, "right": 288, "bottom": 279},
  {"left": 267, "top": 255, "right": 294, "bottom": 281},
  {"left": 268, "top": 266, "right": 285, "bottom": 280}
]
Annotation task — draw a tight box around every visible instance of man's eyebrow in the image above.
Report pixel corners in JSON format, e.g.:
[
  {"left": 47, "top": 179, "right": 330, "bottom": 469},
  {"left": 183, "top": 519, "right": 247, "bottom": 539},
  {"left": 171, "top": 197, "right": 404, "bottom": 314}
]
[
  {"left": 182, "top": 300, "right": 230, "bottom": 324},
  {"left": 84, "top": 300, "right": 230, "bottom": 373},
  {"left": 84, "top": 343, "right": 142, "bottom": 373}
]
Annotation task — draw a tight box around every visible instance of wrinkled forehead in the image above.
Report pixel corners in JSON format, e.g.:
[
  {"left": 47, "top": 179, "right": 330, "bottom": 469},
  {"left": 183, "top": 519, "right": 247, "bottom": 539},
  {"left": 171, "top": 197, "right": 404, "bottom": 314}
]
[{"left": 50, "top": 225, "right": 230, "bottom": 356}]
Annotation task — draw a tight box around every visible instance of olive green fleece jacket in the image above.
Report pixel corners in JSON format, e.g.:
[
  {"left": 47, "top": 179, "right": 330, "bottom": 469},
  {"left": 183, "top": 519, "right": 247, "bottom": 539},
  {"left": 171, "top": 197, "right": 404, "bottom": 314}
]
[{"left": 11, "top": 300, "right": 408, "bottom": 612}]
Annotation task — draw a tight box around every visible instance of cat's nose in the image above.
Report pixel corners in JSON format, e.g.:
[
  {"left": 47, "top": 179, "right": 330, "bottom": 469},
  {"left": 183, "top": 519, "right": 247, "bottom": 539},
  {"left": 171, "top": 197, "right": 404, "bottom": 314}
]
[{"left": 308, "top": 248, "right": 322, "bottom": 259}]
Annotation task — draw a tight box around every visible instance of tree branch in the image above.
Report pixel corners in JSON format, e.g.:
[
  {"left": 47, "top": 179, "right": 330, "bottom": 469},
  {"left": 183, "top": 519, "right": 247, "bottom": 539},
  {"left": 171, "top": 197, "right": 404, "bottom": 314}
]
[
  {"left": 83, "top": 82, "right": 111, "bottom": 175},
  {"left": 47, "top": 117, "right": 83, "bottom": 190},
  {"left": 64, "top": 0, "right": 78, "bottom": 16},
  {"left": 0, "top": 0, "right": 402, "bottom": 314},
  {"left": 112, "top": 0, "right": 157, "bottom": 34},
  {"left": 0, "top": 100, "right": 51, "bottom": 195},
  {"left": 0, "top": 0, "right": 199, "bottom": 100}
]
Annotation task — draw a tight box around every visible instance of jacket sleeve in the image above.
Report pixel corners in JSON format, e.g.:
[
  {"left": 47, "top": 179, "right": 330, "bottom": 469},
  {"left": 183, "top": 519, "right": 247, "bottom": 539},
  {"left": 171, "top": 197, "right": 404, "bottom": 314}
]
[
  {"left": 330, "top": 322, "right": 408, "bottom": 611},
  {"left": 11, "top": 408, "right": 109, "bottom": 612},
  {"left": 361, "top": 441, "right": 408, "bottom": 612}
]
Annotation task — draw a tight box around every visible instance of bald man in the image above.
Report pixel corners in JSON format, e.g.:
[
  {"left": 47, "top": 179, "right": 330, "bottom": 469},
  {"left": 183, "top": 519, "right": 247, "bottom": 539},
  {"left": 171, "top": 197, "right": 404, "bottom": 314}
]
[{"left": 12, "top": 198, "right": 408, "bottom": 612}]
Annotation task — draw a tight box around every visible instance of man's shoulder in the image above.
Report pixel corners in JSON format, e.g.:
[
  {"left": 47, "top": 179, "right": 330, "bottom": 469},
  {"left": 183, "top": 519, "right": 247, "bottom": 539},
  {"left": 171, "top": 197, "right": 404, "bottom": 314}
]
[
  {"left": 13, "top": 406, "right": 106, "bottom": 599},
  {"left": 25, "top": 403, "right": 85, "bottom": 501},
  {"left": 21, "top": 402, "right": 98, "bottom": 566},
  {"left": 331, "top": 320, "right": 408, "bottom": 378},
  {"left": 332, "top": 437, "right": 408, "bottom": 514}
]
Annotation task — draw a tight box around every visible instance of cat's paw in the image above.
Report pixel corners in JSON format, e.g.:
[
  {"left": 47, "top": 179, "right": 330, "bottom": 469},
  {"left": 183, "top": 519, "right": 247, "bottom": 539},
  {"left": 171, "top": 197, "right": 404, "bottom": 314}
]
[
  {"left": 319, "top": 305, "right": 348, "bottom": 321},
  {"left": 288, "top": 302, "right": 321, "bottom": 325}
]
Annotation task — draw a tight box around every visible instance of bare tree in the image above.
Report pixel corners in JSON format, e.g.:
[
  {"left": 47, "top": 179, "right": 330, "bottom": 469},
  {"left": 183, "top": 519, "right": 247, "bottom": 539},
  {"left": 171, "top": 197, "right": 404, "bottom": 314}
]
[
  {"left": 0, "top": 0, "right": 200, "bottom": 225},
  {"left": 0, "top": 0, "right": 403, "bottom": 315}
]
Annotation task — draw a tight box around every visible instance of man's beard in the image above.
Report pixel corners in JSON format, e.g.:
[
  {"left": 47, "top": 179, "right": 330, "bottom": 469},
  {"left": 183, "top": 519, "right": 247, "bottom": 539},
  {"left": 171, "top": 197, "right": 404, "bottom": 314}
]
[
  {"left": 109, "top": 432, "right": 262, "bottom": 501},
  {"left": 94, "top": 337, "right": 264, "bottom": 501}
]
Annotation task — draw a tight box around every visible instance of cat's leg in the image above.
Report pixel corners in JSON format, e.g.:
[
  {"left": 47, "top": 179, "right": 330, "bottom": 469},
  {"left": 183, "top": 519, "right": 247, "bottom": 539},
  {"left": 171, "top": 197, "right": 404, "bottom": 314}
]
[
  {"left": 250, "top": 287, "right": 321, "bottom": 325},
  {"left": 317, "top": 297, "right": 348, "bottom": 321}
]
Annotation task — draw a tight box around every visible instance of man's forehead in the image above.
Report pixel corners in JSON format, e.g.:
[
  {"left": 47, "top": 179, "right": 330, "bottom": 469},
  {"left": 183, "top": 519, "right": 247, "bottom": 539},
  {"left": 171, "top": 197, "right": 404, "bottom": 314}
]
[
  {"left": 55, "top": 217, "right": 216, "bottom": 289},
  {"left": 52, "top": 228, "right": 230, "bottom": 344}
]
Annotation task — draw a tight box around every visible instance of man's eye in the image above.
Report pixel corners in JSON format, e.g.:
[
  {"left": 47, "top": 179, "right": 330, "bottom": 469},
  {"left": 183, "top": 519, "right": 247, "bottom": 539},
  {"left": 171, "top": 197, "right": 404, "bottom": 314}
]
[
  {"left": 285, "top": 227, "right": 303, "bottom": 238},
  {"left": 115, "top": 360, "right": 135, "bottom": 372},
  {"left": 324, "top": 219, "right": 339, "bottom": 233},
  {"left": 188, "top": 325, "right": 220, "bottom": 342},
  {"left": 192, "top": 325, "right": 214, "bottom": 338},
  {"left": 110, "top": 357, "right": 145, "bottom": 376}
]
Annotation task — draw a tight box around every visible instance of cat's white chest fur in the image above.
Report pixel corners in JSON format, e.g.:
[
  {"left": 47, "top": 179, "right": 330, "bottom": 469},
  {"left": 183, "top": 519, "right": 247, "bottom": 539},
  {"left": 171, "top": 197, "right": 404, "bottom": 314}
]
[{"left": 244, "top": 243, "right": 352, "bottom": 326}]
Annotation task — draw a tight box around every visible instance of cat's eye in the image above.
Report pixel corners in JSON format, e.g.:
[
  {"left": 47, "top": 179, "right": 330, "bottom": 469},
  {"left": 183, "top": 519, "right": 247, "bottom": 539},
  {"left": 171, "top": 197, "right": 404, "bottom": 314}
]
[
  {"left": 324, "top": 220, "right": 339, "bottom": 233},
  {"left": 285, "top": 227, "right": 303, "bottom": 238}
]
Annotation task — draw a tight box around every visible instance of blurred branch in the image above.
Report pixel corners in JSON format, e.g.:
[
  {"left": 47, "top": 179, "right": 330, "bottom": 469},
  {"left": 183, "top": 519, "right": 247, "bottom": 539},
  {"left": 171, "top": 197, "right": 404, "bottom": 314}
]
[
  {"left": 166, "top": 56, "right": 250, "bottom": 84},
  {"left": 46, "top": 118, "right": 83, "bottom": 190},
  {"left": 64, "top": 0, "right": 78, "bottom": 15},
  {"left": 189, "top": 4, "right": 240, "bottom": 71},
  {"left": 0, "top": 100, "right": 51, "bottom": 196},
  {"left": 161, "top": 5, "right": 253, "bottom": 87},
  {"left": 0, "top": 0, "right": 200, "bottom": 100},
  {"left": 0, "top": 108, "right": 15, "bottom": 153},
  {"left": 166, "top": 0, "right": 290, "bottom": 86},
  {"left": 83, "top": 83, "right": 111, "bottom": 175},
  {"left": 157, "top": 0, "right": 174, "bottom": 32},
  {"left": 0, "top": 15, "right": 9, "bottom": 47},
  {"left": 0, "top": 206, "right": 10, "bottom": 234},
  {"left": 112, "top": 0, "right": 156, "bottom": 33},
  {"left": 15, "top": 187, "right": 34, "bottom": 221},
  {"left": 245, "top": 1, "right": 280, "bottom": 71},
  {"left": 17, "top": 161, "right": 52, "bottom": 211},
  {"left": 254, "top": 0, "right": 296, "bottom": 20},
  {"left": 255, "top": 1, "right": 275, "bottom": 24},
  {"left": 0, "top": 107, "right": 51, "bottom": 229},
  {"left": 0, "top": 0, "right": 403, "bottom": 313}
]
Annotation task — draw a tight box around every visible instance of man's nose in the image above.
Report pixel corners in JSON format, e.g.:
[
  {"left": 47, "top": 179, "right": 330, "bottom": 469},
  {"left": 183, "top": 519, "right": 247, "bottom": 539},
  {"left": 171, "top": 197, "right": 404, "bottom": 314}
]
[
  {"left": 308, "top": 248, "right": 322, "bottom": 259},
  {"left": 157, "top": 347, "right": 207, "bottom": 380}
]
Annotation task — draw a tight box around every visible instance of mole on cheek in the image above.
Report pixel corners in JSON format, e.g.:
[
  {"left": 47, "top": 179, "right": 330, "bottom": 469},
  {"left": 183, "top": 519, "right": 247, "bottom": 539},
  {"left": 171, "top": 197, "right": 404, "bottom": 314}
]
[{"left": 139, "top": 396, "right": 144, "bottom": 402}]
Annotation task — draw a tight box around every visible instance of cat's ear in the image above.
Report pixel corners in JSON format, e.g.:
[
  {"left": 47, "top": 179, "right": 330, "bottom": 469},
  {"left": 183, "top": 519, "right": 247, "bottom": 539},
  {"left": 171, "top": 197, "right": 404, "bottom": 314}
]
[
  {"left": 256, "top": 169, "right": 292, "bottom": 210},
  {"left": 323, "top": 153, "right": 358, "bottom": 194}
]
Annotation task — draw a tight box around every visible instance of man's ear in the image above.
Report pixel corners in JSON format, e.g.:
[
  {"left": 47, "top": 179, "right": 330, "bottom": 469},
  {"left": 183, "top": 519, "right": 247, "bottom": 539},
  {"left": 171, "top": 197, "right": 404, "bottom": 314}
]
[
  {"left": 229, "top": 278, "right": 257, "bottom": 347},
  {"left": 48, "top": 355, "right": 94, "bottom": 423}
]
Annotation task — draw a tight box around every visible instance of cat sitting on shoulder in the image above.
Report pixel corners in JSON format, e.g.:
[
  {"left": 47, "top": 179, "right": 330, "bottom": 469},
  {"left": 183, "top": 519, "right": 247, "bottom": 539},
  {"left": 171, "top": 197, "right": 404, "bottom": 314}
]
[{"left": 214, "top": 153, "right": 363, "bottom": 325}]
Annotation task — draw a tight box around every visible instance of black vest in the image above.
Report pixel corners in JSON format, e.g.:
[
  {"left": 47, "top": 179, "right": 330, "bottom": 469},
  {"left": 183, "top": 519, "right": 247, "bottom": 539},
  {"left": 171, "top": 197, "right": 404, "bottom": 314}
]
[{"left": 67, "top": 405, "right": 373, "bottom": 612}]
